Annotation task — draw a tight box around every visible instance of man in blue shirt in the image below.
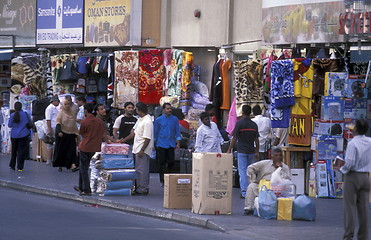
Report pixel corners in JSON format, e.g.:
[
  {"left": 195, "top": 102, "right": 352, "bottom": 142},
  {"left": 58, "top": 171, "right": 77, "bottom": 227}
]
[{"left": 154, "top": 103, "right": 181, "bottom": 186}]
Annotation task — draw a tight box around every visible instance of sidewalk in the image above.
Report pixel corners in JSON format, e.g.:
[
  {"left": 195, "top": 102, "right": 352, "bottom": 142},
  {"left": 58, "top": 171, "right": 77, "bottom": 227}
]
[{"left": 0, "top": 154, "right": 369, "bottom": 239}]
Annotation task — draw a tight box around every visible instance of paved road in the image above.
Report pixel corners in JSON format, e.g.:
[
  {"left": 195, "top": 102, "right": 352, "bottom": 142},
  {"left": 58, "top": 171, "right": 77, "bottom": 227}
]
[{"left": 0, "top": 188, "right": 247, "bottom": 240}]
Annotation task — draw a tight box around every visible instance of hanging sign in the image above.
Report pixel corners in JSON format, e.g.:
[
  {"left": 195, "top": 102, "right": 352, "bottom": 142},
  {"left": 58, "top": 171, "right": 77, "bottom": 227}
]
[
  {"left": 262, "top": 0, "right": 345, "bottom": 44},
  {"left": 288, "top": 114, "right": 312, "bottom": 146},
  {"left": 0, "top": 0, "right": 36, "bottom": 47},
  {"left": 84, "top": 0, "right": 131, "bottom": 47},
  {"left": 36, "top": 0, "right": 83, "bottom": 44}
]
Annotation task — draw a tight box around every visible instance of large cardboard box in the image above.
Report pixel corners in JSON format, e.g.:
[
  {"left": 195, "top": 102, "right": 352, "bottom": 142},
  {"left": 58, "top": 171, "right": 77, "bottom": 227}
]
[
  {"left": 164, "top": 174, "right": 192, "bottom": 209},
  {"left": 192, "top": 153, "right": 233, "bottom": 215}
]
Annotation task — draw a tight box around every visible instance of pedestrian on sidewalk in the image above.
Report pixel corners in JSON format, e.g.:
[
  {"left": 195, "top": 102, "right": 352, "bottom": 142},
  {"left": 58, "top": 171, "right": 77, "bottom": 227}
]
[
  {"left": 131, "top": 102, "right": 154, "bottom": 195},
  {"left": 252, "top": 105, "right": 271, "bottom": 160},
  {"left": 195, "top": 112, "right": 224, "bottom": 153},
  {"left": 52, "top": 99, "right": 79, "bottom": 172},
  {"left": 113, "top": 101, "right": 137, "bottom": 145},
  {"left": 75, "top": 103, "right": 105, "bottom": 196},
  {"left": 154, "top": 103, "right": 181, "bottom": 186},
  {"left": 227, "top": 105, "right": 259, "bottom": 199},
  {"left": 8, "top": 102, "right": 31, "bottom": 171},
  {"left": 45, "top": 95, "right": 60, "bottom": 165},
  {"left": 338, "top": 119, "right": 371, "bottom": 240}
]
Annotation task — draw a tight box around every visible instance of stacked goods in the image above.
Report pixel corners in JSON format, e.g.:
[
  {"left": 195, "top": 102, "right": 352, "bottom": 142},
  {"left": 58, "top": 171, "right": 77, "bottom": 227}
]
[{"left": 96, "top": 143, "right": 135, "bottom": 196}]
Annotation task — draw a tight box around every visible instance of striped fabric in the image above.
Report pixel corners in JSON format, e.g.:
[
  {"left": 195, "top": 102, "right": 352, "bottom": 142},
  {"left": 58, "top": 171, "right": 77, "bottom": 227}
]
[{"left": 341, "top": 135, "right": 371, "bottom": 173}]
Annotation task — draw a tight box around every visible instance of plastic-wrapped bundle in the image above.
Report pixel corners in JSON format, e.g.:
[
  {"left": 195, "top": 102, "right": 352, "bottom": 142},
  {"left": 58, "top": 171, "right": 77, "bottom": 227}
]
[
  {"left": 101, "top": 154, "right": 129, "bottom": 160},
  {"left": 100, "top": 169, "right": 136, "bottom": 181},
  {"left": 100, "top": 188, "right": 132, "bottom": 196},
  {"left": 101, "top": 143, "right": 130, "bottom": 155},
  {"left": 97, "top": 179, "right": 134, "bottom": 193},
  {"left": 96, "top": 159, "right": 134, "bottom": 169}
]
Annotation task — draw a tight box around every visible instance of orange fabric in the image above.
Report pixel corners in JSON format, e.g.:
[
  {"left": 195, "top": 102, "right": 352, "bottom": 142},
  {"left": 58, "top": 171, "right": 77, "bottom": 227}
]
[{"left": 220, "top": 59, "right": 231, "bottom": 109}]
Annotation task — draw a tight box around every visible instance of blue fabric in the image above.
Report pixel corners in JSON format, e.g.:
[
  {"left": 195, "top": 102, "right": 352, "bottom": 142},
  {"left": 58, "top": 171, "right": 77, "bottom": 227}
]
[
  {"left": 109, "top": 171, "right": 136, "bottom": 181},
  {"left": 8, "top": 111, "right": 31, "bottom": 138},
  {"left": 154, "top": 114, "right": 181, "bottom": 148},
  {"left": 237, "top": 153, "right": 255, "bottom": 197},
  {"left": 103, "top": 188, "right": 131, "bottom": 196},
  {"left": 97, "top": 159, "right": 134, "bottom": 169},
  {"left": 271, "top": 60, "right": 295, "bottom": 108},
  {"left": 101, "top": 154, "right": 129, "bottom": 159},
  {"left": 105, "top": 180, "right": 134, "bottom": 190}
]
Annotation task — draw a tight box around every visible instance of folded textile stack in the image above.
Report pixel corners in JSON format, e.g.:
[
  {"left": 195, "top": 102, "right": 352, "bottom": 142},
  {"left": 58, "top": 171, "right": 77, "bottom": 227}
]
[{"left": 96, "top": 143, "right": 135, "bottom": 196}]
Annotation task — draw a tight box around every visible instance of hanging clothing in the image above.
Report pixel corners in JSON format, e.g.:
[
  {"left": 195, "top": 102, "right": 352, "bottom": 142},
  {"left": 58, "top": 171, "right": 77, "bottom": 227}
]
[
  {"left": 163, "top": 49, "right": 173, "bottom": 94},
  {"left": 211, "top": 59, "right": 223, "bottom": 128},
  {"left": 263, "top": 53, "right": 278, "bottom": 92},
  {"left": 292, "top": 58, "right": 313, "bottom": 99},
  {"left": 113, "top": 51, "right": 139, "bottom": 109},
  {"left": 312, "top": 59, "right": 345, "bottom": 96},
  {"left": 226, "top": 97, "right": 237, "bottom": 135},
  {"left": 138, "top": 49, "right": 165, "bottom": 105},
  {"left": 168, "top": 50, "right": 184, "bottom": 96},
  {"left": 180, "top": 52, "right": 194, "bottom": 114},
  {"left": 220, "top": 58, "right": 231, "bottom": 110}
]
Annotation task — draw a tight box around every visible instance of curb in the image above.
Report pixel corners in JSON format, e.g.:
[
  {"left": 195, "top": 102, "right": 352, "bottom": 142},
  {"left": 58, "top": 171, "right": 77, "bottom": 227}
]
[{"left": 0, "top": 180, "right": 225, "bottom": 232}]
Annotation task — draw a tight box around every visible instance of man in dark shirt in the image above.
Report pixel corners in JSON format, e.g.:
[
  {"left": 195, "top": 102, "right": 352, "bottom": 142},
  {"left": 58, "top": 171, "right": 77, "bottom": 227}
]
[
  {"left": 113, "top": 102, "right": 137, "bottom": 145},
  {"left": 74, "top": 103, "right": 105, "bottom": 196},
  {"left": 227, "top": 105, "right": 259, "bottom": 199}
]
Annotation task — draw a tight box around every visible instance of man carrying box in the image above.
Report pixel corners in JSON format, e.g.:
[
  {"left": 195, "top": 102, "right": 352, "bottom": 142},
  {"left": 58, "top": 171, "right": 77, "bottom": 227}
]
[{"left": 243, "top": 147, "right": 291, "bottom": 215}]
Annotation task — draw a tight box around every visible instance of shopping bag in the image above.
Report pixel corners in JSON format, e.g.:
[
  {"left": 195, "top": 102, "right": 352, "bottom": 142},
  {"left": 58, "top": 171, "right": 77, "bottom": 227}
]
[
  {"left": 277, "top": 198, "right": 293, "bottom": 220},
  {"left": 258, "top": 179, "right": 271, "bottom": 191},
  {"left": 292, "top": 195, "right": 316, "bottom": 221},
  {"left": 258, "top": 185, "right": 277, "bottom": 219}
]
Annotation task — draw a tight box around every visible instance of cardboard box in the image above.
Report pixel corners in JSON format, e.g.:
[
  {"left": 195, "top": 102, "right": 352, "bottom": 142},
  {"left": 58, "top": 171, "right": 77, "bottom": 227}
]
[
  {"left": 291, "top": 169, "right": 305, "bottom": 195},
  {"left": 316, "top": 160, "right": 329, "bottom": 197},
  {"left": 321, "top": 96, "right": 344, "bottom": 121},
  {"left": 277, "top": 198, "right": 293, "bottom": 221},
  {"left": 164, "top": 174, "right": 192, "bottom": 209},
  {"left": 344, "top": 98, "right": 367, "bottom": 120},
  {"left": 313, "top": 119, "right": 344, "bottom": 136},
  {"left": 192, "top": 153, "right": 233, "bottom": 215},
  {"left": 311, "top": 134, "right": 344, "bottom": 152},
  {"left": 324, "top": 72, "right": 347, "bottom": 97},
  {"left": 346, "top": 75, "right": 368, "bottom": 98}
]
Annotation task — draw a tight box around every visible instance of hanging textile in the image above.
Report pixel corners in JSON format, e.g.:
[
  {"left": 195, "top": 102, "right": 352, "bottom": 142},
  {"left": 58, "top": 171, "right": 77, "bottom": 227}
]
[
  {"left": 180, "top": 52, "right": 193, "bottom": 113},
  {"left": 263, "top": 53, "right": 277, "bottom": 92},
  {"left": 226, "top": 96, "right": 237, "bottom": 135},
  {"left": 163, "top": 49, "right": 173, "bottom": 95},
  {"left": 138, "top": 49, "right": 164, "bottom": 105},
  {"left": 107, "top": 55, "right": 115, "bottom": 107},
  {"left": 293, "top": 58, "right": 313, "bottom": 99},
  {"left": 270, "top": 60, "right": 295, "bottom": 128},
  {"left": 312, "top": 59, "right": 344, "bottom": 96},
  {"left": 288, "top": 114, "right": 312, "bottom": 146},
  {"left": 113, "top": 51, "right": 139, "bottom": 109},
  {"left": 51, "top": 54, "right": 79, "bottom": 95},
  {"left": 234, "top": 60, "right": 263, "bottom": 116},
  {"left": 40, "top": 51, "right": 53, "bottom": 97},
  {"left": 168, "top": 49, "right": 184, "bottom": 96},
  {"left": 220, "top": 58, "right": 231, "bottom": 110}
]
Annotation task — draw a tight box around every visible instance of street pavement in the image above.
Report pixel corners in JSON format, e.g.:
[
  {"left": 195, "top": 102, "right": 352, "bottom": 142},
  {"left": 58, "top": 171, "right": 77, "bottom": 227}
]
[{"left": 0, "top": 154, "right": 370, "bottom": 239}]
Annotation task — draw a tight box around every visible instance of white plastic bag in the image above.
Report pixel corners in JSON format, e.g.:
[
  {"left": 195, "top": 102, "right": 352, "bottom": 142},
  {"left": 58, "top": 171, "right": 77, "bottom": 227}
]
[{"left": 271, "top": 167, "right": 283, "bottom": 185}]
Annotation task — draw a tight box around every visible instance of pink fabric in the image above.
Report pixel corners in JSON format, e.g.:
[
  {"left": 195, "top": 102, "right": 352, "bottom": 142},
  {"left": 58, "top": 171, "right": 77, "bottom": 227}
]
[{"left": 226, "top": 96, "right": 238, "bottom": 135}]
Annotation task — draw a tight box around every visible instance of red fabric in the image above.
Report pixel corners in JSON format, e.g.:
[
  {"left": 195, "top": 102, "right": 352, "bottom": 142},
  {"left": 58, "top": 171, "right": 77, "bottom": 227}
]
[
  {"left": 178, "top": 120, "right": 189, "bottom": 130},
  {"left": 138, "top": 50, "right": 164, "bottom": 104}
]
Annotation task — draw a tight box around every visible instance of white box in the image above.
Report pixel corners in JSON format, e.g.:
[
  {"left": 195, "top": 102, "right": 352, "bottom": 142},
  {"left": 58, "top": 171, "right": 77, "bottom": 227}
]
[{"left": 291, "top": 169, "right": 305, "bottom": 195}]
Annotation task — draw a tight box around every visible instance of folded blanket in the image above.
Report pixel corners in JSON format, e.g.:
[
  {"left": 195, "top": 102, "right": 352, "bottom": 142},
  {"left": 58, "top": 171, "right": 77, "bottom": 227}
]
[
  {"left": 97, "top": 179, "right": 134, "bottom": 193},
  {"left": 96, "top": 159, "right": 134, "bottom": 169},
  {"left": 100, "top": 188, "right": 132, "bottom": 196},
  {"left": 101, "top": 154, "right": 129, "bottom": 160},
  {"left": 100, "top": 169, "right": 136, "bottom": 181}
]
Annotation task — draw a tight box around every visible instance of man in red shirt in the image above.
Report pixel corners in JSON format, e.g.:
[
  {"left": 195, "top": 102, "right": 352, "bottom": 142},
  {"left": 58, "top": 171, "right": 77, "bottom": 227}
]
[{"left": 74, "top": 103, "right": 105, "bottom": 196}]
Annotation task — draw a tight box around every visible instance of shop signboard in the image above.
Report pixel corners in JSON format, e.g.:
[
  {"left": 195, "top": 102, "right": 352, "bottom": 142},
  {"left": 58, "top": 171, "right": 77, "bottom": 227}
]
[
  {"left": 84, "top": 0, "right": 140, "bottom": 47},
  {"left": 0, "top": 0, "right": 36, "bottom": 47},
  {"left": 262, "top": 0, "right": 345, "bottom": 44},
  {"left": 36, "top": 0, "right": 83, "bottom": 44}
]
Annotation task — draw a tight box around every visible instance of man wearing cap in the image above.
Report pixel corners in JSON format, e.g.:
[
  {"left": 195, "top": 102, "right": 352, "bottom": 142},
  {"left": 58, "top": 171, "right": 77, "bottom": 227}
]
[{"left": 45, "top": 95, "right": 60, "bottom": 165}]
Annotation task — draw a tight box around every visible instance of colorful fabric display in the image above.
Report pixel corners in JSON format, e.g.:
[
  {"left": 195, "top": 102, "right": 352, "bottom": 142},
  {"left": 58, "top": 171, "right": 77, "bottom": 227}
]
[
  {"left": 101, "top": 143, "right": 130, "bottom": 155},
  {"left": 113, "top": 51, "right": 139, "bottom": 108},
  {"left": 138, "top": 49, "right": 165, "bottom": 104},
  {"left": 100, "top": 169, "right": 136, "bottom": 181},
  {"left": 168, "top": 49, "right": 184, "bottom": 96},
  {"left": 163, "top": 49, "right": 173, "bottom": 93},
  {"left": 95, "top": 159, "right": 134, "bottom": 169},
  {"left": 292, "top": 58, "right": 313, "bottom": 99},
  {"left": 180, "top": 52, "right": 193, "bottom": 113}
]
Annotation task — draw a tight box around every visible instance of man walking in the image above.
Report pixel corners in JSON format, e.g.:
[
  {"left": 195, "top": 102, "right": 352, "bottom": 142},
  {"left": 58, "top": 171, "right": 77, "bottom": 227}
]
[
  {"left": 44, "top": 95, "right": 60, "bottom": 165},
  {"left": 74, "top": 103, "right": 105, "bottom": 196},
  {"left": 227, "top": 105, "right": 259, "bottom": 199},
  {"left": 154, "top": 103, "right": 181, "bottom": 185},
  {"left": 339, "top": 119, "right": 371, "bottom": 240},
  {"left": 132, "top": 102, "right": 154, "bottom": 195},
  {"left": 195, "top": 112, "right": 224, "bottom": 153},
  {"left": 113, "top": 102, "right": 137, "bottom": 145},
  {"left": 252, "top": 105, "right": 271, "bottom": 160}
]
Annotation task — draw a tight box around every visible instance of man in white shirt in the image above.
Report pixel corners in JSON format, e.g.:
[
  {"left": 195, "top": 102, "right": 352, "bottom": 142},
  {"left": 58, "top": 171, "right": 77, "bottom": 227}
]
[
  {"left": 44, "top": 95, "right": 60, "bottom": 165},
  {"left": 75, "top": 96, "right": 86, "bottom": 130},
  {"left": 338, "top": 119, "right": 371, "bottom": 240},
  {"left": 252, "top": 105, "right": 271, "bottom": 160},
  {"left": 129, "top": 102, "right": 154, "bottom": 195},
  {"left": 195, "top": 112, "right": 224, "bottom": 153}
]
